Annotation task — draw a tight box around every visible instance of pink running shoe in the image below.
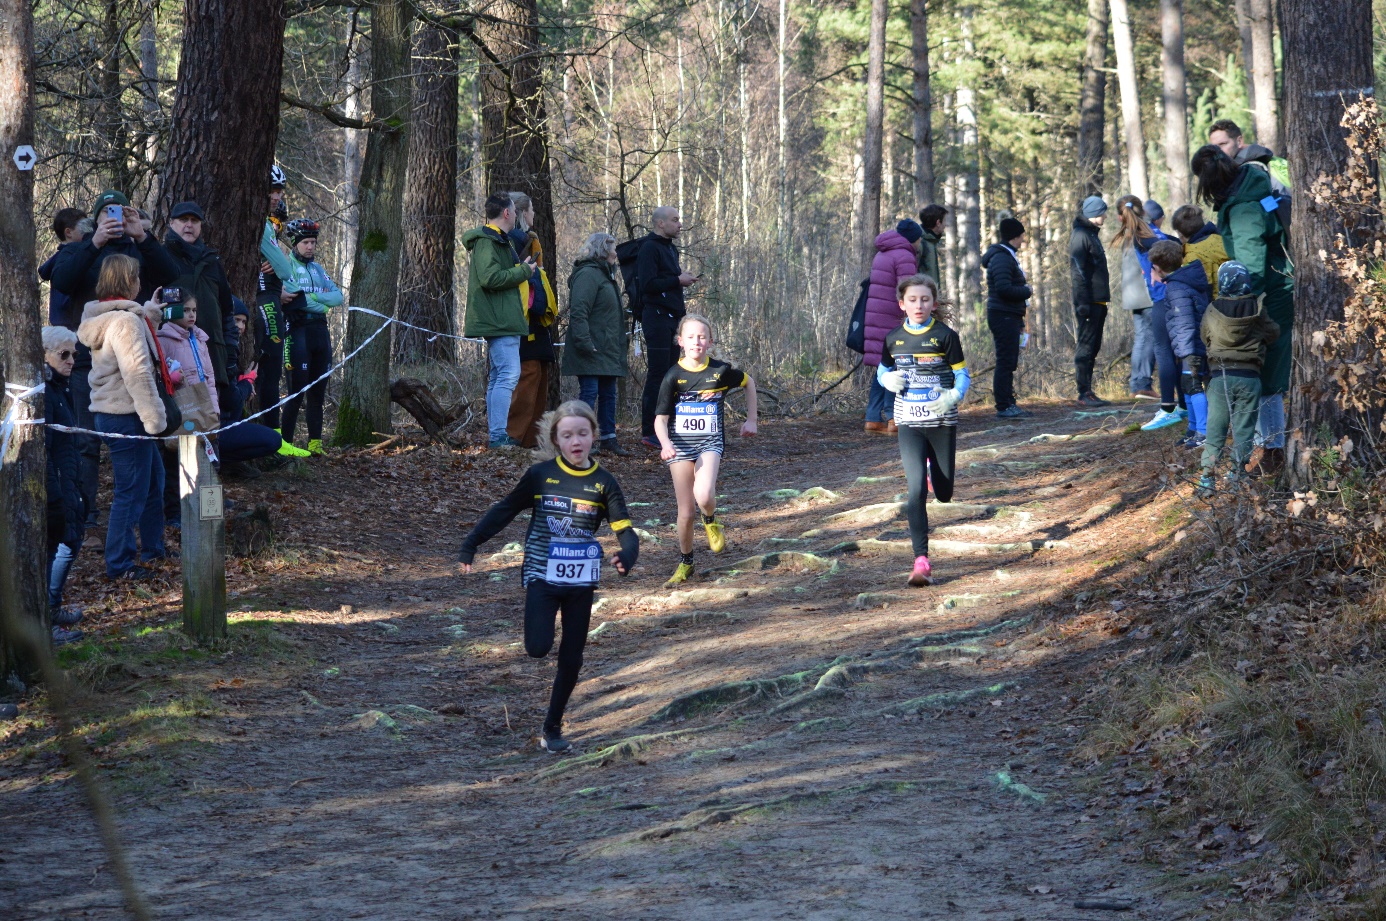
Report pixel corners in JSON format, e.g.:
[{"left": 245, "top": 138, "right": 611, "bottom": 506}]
[{"left": 908, "top": 555, "right": 933, "bottom": 587}]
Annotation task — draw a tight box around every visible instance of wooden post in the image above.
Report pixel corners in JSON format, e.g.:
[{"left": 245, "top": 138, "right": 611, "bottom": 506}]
[{"left": 178, "top": 434, "right": 226, "bottom": 640}]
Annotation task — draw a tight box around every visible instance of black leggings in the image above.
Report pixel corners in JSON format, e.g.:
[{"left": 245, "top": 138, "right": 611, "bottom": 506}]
[
  {"left": 525, "top": 579, "right": 594, "bottom": 733},
  {"left": 282, "top": 319, "right": 331, "bottom": 443},
  {"left": 256, "top": 340, "right": 285, "bottom": 430},
  {"left": 898, "top": 424, "right": 957, "bottom": 557}
]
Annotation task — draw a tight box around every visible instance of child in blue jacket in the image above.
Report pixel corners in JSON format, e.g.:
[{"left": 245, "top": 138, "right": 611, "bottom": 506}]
[{"left": 1148, "top": 239, "right": 1212, "bottom": 448}]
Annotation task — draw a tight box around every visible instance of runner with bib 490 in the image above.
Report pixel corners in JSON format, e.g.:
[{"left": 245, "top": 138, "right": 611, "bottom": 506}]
[
  {"left": 878, "top": 273, "right": 969, "bottom": 587},
  {"left": 457, "top": 400, "right": 639, "bottom": 754},
  {"left": 654, "top": 314, "right": 757, "bottom": 588}
]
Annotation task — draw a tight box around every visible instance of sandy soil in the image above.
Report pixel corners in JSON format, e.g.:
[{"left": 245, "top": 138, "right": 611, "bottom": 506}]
[{"left": 2, "top": 404, "right": 1209, "bottom": 919}]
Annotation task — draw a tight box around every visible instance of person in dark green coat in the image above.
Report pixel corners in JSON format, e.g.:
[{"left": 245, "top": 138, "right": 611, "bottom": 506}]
[
  {"left": 463, "top": 193, "right": 537, "bottom": 448},
  {"left": 917, "top": 204, "right": 948, "bottom": 291},
  {"left": 562, "top": 232, "right": 630, "bottom": 455},
  {"left": 1193, "top": 144, "right": 1294, "bottom": 474}
]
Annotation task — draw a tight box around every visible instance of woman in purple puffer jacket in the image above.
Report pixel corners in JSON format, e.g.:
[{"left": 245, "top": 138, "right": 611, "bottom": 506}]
[{"left": 864, "top": 219, "right": 926, "bottom": 433}]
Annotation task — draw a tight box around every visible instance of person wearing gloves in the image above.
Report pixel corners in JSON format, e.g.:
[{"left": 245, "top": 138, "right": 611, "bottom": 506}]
[
  {"left": 876, "top": 273, "right": 969, "bottom": 588},
  {"left": 1070, "top": 195, "right": 1111, "bottom": 407},
  {"left": 76, "top": 254, "right": 170, "bottom": 580},
  {"left": 277, "top": 218, "right": 342, "bottom": 455}
]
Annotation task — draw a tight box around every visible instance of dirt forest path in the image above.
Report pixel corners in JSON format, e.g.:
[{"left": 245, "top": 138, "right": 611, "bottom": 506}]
[{"left": 4, "top": 406, "right": 1210, "bottom": 920}]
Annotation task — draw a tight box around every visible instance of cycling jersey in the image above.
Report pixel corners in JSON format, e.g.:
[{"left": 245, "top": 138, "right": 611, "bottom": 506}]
[
  {"left": 459, "top": 458, "right": 636, "bottom": 586},
  {"left": 654, "top": 357, "right": 749, "bottom": 461},
  {"left": 880, "top": 320, "right": 967, "bottom": 428}
]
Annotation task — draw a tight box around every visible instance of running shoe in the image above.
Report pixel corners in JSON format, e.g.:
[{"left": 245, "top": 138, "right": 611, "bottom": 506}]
[
  {"left": 664, "top": 562, "right": 694, "bottom": 588},
  {"left": 52, "top": 606, "right": 83, "bottom": 627},
  {"left": 540, "top": 728, "right": 572, "bottom": 754},
  {"left": 995, "top": 406, "right": 1027, "bottom": 419},
  {"left": 1196, "top": 473, "right": 1216, "bottom": 498},
  {"left": 1076, "top": 392, "right": 1110, "bottom": 408},
  {"left": 307, "top": 438, "right": 327, "bottom": 456},
  {"left": 1140, "top": 408, "right": 1184, "bottom": 431},
  {"left": 908, "top": 555, "right": 933, "bottom": 587},
  {"left": 278, "top": 439, "right": 311, "bottom": 458},
  {"left": 703, "top": 519, "right": 726, "bottom": 553},
  {"left": 51, "top": 626, "right": 84, "bottom": 646}
]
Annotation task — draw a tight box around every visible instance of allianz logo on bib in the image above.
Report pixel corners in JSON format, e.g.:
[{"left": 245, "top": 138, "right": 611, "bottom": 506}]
[
  {"left": 677, "top": 403, "right": 716, "bottom": 415},
  {"left": 551, "top": 543, "right": 599, "bottom": 560}
]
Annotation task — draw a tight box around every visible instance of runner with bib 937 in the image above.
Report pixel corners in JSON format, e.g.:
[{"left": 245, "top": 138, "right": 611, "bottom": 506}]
[
  {"left": 653, "top": 314, "right": 758, "bottom": 588},
  {"left": 457, "top": 401, "right": 639, "bottom": 754},
  {"left": 878, "top": 273, "right": 969, "bottom": 587}
]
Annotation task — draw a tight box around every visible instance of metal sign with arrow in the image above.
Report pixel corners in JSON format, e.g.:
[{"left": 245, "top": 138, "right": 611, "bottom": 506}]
[{"left": 12, "top": 146, "right": 36, "bottom": 171}]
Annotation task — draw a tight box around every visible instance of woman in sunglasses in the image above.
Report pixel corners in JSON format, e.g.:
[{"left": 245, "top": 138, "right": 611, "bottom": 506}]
[{"left": 42, "top": 326, "right": 87, "bottom": 644}]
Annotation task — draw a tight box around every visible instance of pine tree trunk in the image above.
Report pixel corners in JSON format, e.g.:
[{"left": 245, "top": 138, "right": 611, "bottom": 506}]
[
  {"left": 0, "top": 0, "right": 47, "bottom": 684},
  {"left": 1249, "top": 0, "right": 1280, "bottom": 153},
  {"left": 138, "top": 0, "right": 160, "bottom": 204},
  {"left": 1078, "top": 0, "right": 1108, "bottom": 197},
  {"left": 1109, "top": 0, "right": 1148, "bottom": 200},
  {"left": 911, "top": 0, "right": 935, "bottom": 204},
  {"left": 476, "top": 0, "right": 556, "bottom": 276},
  {"left": 860, "top": 0, "right": 887, "bottom": 273},
  {"left": 1280, "top": 0, "right": 1375, "bottom": 480},
  {"left": 1160, "top": 0, "right": 1189, "bottom": 208},
  {"left": 335, "top": 0, "right": 412, "bottom": 445},
  {"left": 1233, "top": 0, "right": 1257, "bottom": 118},
  {"left": 396, "top": 21, "right": 459, "bottom": 364},
  {"left": 159, "top": 0, "right": 286, "bottom": 299},
  {"left": 339, "top": 17, "right": 367, "bottom": 296}
]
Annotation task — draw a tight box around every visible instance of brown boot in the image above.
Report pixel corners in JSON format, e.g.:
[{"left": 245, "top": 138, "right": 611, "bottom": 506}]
[
  {"left": 886, "top": 420, "right": 898, "bottom": 435},
  {"left": 1245, "top": 446, "right": 1265, "bottom": 475},
  {"left": 865, "top": 421, "right": 889, "bottom": 434}
]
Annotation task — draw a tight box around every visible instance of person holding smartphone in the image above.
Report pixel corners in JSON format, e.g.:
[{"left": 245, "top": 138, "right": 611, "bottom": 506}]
[{"left": 49, "top": 190, "right": 179, "bottom": 533}]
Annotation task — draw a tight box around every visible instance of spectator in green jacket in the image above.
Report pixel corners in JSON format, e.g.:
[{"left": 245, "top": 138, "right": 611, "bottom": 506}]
[
  {"left": 917, "top": 204, "right": 947, "bottom": 292},
  {"left": 462, "top": 193, "right": 537, "bottom": 449},
  {"left": 562, "top": 232, "right": 630, "bottom": 456},
  {"left": 1192, "top": 143, "right": 1295, "bottom": 476}
]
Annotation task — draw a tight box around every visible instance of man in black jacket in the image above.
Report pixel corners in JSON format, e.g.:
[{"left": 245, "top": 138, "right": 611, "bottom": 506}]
[
  {"left": 981, "top": 218, "right": 1032, "bottom": 418},
  {"left": 636, "top": 206, "right": 697, "bottom": 447},
  {"left": 1070, "top": 195, "right": 1111, "bottom": 407},
  {"left": 50, "top": 190, "right": 180, "bottom": 529},
  {"left": 164, "top": 201, "right": 238, "bottom": 405}
]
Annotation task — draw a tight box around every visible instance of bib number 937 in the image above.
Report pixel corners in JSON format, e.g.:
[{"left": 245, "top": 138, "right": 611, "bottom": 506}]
[{"left": 546, "top": 539, "right": 602, "bottom": 585}]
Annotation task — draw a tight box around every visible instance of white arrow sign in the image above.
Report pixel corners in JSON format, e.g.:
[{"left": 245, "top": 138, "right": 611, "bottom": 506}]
[{"left": 13, "top": 146, "right": 36, "bottom": 171}]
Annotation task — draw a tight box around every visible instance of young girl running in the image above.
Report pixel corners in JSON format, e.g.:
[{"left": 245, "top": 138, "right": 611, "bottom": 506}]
[
  {"left": 458, "top": 400, "right": 639, "bottom": 753},
  {"left": 654, "top": 314, "right": 757, "bottom": 587},
  {"left": 877, "top": 274, "right": 969, "bottom": 586}
]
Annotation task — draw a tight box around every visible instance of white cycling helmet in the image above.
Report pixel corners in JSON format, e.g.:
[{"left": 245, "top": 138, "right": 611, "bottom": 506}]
[{"left": 269, "top": 163, "right": 287, "bottom": 189}]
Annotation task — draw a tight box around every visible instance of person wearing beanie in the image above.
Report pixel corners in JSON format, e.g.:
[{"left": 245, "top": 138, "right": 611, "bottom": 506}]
[
  {"left": 981, "top": 218, "right": 1032, "bottom": 418},
  {"left": 1070, "top": 197, "right": 1111, "bottom": 407},
  {"left": 1196, "top": 260, "right": 1280, "bottom": 495},
  {"left": 1144, "top": 199, "right": 1166, "bottom": 229},
  {"left": 896, "top": 218, "right": 924, "bottom": 245}
]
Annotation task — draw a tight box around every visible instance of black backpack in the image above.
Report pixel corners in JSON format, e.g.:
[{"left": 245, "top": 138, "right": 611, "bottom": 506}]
[{"left": 845, "top": 278, "right": 870, "bottom": 354}]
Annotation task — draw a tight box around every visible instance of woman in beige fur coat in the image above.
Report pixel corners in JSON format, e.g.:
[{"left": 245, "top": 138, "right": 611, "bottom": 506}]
[{"left": 76, "top": 254, "right": 170, "bottom": 580}]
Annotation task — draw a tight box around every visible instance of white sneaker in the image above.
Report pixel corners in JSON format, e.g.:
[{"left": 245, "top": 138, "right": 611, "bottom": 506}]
[{"left": 1140, "top": 408, "right": 1185, "bottom": 431}]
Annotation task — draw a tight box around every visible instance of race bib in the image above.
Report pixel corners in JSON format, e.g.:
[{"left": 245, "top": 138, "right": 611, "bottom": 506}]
[
  {"left": 674, "top": 401, "right": 720, "bottom": 436},
  {"left": 545, "top": 539, "right": 602, "bottom": 585},
  {"left": 897, "top": 374, "right": 945, "bottom": 423}
]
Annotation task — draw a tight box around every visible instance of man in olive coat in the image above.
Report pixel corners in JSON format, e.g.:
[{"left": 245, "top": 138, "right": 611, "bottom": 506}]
[{"left": 463, "top": 193, "right": 537, "bottom": 449}]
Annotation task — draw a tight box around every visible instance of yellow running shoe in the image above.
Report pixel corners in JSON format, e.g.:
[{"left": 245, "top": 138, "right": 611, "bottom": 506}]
[
  {"left": 664, "top": 561, "right": 694, "bottom": 588},
  {"left": 307, "top": 438, "right": 326, "bottom": 456},
  {"left": 703, "top": 519, "right": 726, "bottom": 553},
  {"left": 278, "top": 439, "right": 311, "bottom": 458}
]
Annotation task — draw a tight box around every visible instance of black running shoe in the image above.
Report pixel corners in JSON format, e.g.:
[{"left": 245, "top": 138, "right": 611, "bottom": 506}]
[{"left": 540, "top": 728, "right": 572, "bottom": 754}]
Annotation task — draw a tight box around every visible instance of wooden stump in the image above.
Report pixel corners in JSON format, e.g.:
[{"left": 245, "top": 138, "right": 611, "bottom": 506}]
[
  {"left": 390, "top": 377, "right": 461, "bottom": 441},
  {"left": 226, "top": 505, "right": 274, "bottom": 558},
  {"left": 178, "top": 435, "right": 227, "bottom": 641}
]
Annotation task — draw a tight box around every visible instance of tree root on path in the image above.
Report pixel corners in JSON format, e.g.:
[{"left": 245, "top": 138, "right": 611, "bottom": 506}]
[
  {"left": 589, "top": 778, "right": 942, "bottom": 852},
  {"left": 647, "top": 669, "right": 820, "bottom": 722},
  {"left": 829, "top": 537, "right": 1068, "bottom": 557},
  {"left": 713, "top": 552, "right": 840, "bottom": 575},
  {"left": 872, "top": 681, "right": 1013, "bottom": 716},
  {"left": 530, "top": 726, "right": 717, "bottom": 783}
]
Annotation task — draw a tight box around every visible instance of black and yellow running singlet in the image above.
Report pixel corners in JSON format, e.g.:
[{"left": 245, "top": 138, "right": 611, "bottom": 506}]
[{"left": 654, "top": 357, "right": 749, "bottom": 459}]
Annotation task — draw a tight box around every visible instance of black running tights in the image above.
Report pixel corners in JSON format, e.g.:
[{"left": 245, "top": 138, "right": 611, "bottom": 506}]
[
  {"left": 524, "top": 580, "right": 594, "bottom": 733},
  {"left": 897, "top": 423, "right": 957, "bottom": 558},
  {"left": 282, "top": 319, "right": 331, "bottom": 443}
]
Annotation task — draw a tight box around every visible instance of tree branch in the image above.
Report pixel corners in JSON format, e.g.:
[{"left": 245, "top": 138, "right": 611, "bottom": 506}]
[{"left": 280, "top": 90, "right": 397, "bottom": 132}]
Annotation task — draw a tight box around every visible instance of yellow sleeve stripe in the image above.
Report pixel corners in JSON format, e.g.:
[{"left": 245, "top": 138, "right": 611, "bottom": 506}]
[
  {"left": 951, "top": 361, "right": 968, "bottom": 370},
  {"left": 609, "top": 519, "right": 632, "bottom": 532}
]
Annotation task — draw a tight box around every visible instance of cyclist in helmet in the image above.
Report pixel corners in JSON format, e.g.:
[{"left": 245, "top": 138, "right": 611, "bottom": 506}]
[
  {"left": 257, "top": 164, "right": 296, "bottom": 449},
  {"left": 278, "top": 218, "right": 341, "bottom": 455}
]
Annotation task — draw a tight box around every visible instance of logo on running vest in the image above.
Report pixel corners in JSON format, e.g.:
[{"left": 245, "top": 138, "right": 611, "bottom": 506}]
[
  {"left": 541, "top": 496, "right": 572, "bottom": 514},
  {"left": 546, "top": 517, "right": 593, "bottom": 538}
]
